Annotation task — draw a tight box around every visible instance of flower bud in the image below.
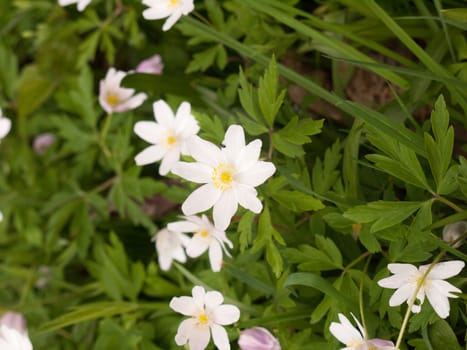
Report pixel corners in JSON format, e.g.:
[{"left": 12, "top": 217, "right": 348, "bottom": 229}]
[
  {"left": 0, "top": 311, "right": 33, "bottom": 349},
  {"left": 33, "top": 133, "right": 55, "bottom": 155},
  {"left": 367, "top": 338, "right": 395, "bottom": 350},
  {"left": 238, "top": 327, "right": 281, "bottom": 350},
  {"left": 442, "top": 221, "right": 466, "bottom": 248},
  {"left": 136, "top": 54, "right": 164, "bottom": 75}
]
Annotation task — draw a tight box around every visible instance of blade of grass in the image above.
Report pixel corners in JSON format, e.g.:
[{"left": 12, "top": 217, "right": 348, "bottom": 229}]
[
  {"left": 433, "top": 0, "right": 455, "bottom": 62},
  {"left": 244, "top": 0, "right": 409, "bottom": 88}
]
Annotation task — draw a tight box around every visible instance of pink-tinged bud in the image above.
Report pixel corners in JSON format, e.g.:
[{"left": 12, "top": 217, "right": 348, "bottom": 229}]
[
  {"left": 442, "top": 221, "right": 466, "bottom": 248},
  {"left": 0, "top": 311, "right": 33, "bottom": 350},
  {"left": 367, "top": 338, "right": 395, "bottom": 350},
  {"left": 136, "top": 54, "right": 164, "bottom": 75},
  {"left": 33, "top": 133, "right": 55, "bottom": 155},
  {"left": 238, "top": 327, "right": 281, "bottom": 350}
]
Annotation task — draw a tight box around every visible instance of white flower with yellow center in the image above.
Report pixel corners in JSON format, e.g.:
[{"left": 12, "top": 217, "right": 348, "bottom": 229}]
[
  {"left": 329, "top": 313, "right": 395, "bottom": 350},
  {"left": 377, "top": 261, "right": 464, "bottom": 319},
  {"left": 134, "top": 100, "right": 199, "bottom": 176},
  {"left": 168, "top": 215, "right": 233, "bottom": 272},
  {"left": 170, "top": 285, "right": 240, "bottom": 350},
  {"left": 142, "top": 0, "right": 194, "bottom": 31},
  {"left": 58, "top": 0, "right": 91, "bottom": 11},
  {"left": 0, "top": 108, "right": 11, "bottom": 141},
  {"left": 152, "top": 228, "right": 190, "bottom": 271},
  {"left": 172, "top": 125, "right": 276, "bottom": 230},
  {"left": 99, "top": 68, "right": 147, "bottom": 114},
  {"left": 0, "top": 312, "right": 33, "bottom": 350}
]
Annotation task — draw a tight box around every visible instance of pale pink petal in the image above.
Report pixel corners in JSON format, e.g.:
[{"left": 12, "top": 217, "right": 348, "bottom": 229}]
[
  {"left": 153, "top": 100, "right": 175, "bottom": 128},
  {"left": 159, "top": 148, "right": 180, "bottom": 175},
  {"left": 170, "top": 296, "right": 198, "bottom": 316},
  {"left": 208, "top": 240, "right": 223, "bottom": 272},
  {"left": 213, "top": 190, "right": 238, "bottom": 231},
  {"left": 427, "top": 261, "right": 465, "bottom": 280},
  {"left": 134, "top": 145, "right": 166, "bottom": 165},
  {"left": 211, "top": 323, "right": 231, "bottom": 350},
  {"left": 172, "top": 162, "right": 212, "bottom": 183},
  {"left": 212, "top": 305, "right": 240, "bottom": 325},
  {"left": 236, "top": 161, "right": 276, "bottom": 187},
  {"left": 182, "top": 184, "right": 221, "bottom": 215},
  {"left": 186, "top": 234, "right": 210, "bottom": 258},
  {"left": 116, "top": 92, "right": 147, "bottom": 112},
  {"left": 188, "top": 326, "right": 210, "bottom": 350},
  {"left": 134, "top": 121, "right": 163, "bottom": 144},
  {"left": 388, "top": 284, "right": 415, "bottom": 307},
  {"left": 236, "top": 185, "right": 262, "bottom": 213}
]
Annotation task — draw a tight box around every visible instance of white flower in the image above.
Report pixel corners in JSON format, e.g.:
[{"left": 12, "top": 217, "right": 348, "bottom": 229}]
[
  {"left": 136, "top": 54, "right": 164, "bottom": 75},
  {"left": 152, "top": 228, "right": 190, "bottom": 271},
  {"left": 0, "top": 212, "right": 3, "bottom": 222},
  {"left": 0, "top": 312, "right": 33, "bottom": 350},
  {"left": 238, "top": 327, "right": 281, "bottom": 350},
  {"left": 0, "top": 108, "right": 11, "bottom": 140},
  {"left": 442, "top": 221, "right": 466, "bottom": 248},
  {"left": 142, "top": 0, "right": 194, "bottom": 31},
  {"left": 329, "top": 313, "right": 394, "bottom": 350},
  {"left": 172, "top": 125, "right": 276, "bottom": 230},
  {"left": 99, "top": 68, "right": 147, "bottom": 114},
  {"left": 170, "top": 285, "right": 240, "bottom": 350},
  {"left": 58, "top": 0, "right": 91, "bottom": 11},
  {"left": 168, "top": 215, "right": 233, "bottom": 272},
  {"left": 377, "top": 261, "right": 465, "bottom": 319},
  {"left": 134, "top": 100, "right": 199, "bottom": 175}
]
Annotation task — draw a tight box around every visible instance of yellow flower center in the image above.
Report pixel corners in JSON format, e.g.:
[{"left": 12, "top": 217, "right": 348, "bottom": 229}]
[
  {"left": 199, "top": 229, "right": 210, "bottom": 238},
  {"left": 212, "top": 164, "right": 235, "bottom": 191},
  {"left": 106, "top": 94, "right": 120, "bottom": 106},
  {"left": 167, "top": 135, "right": 176, "bottom": 146},
  {"left": 170, "top": 0, "right": 180, "bottom": 6},
  {"left": 198, "top": 313, "right": 209, "bottom": 325}
]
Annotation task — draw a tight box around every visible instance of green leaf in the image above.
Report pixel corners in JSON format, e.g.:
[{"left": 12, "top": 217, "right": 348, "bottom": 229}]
[
  {"left": 277, "top": 116, "right": 324, "bottom": 145},
  {"left": 272, "top": 133, "right": 304, "bottom": 157},
  {"left": 237, "top": 211, "right": 255, "bottom": 252},
  {"left": 238, "top": 67, "right": 262, "bottom": 124},
  {"left": 359, "top": 226, "right": 382, "bottom": 253},
  {"left": 186, "top": 45, "right": 219, "bottom": 73},
  {"left": 265, "top": 240, "right": 283, "bottom": 278},
  {"left": 284, "top": 243, "right": 343, "bottom": 272},
  {"left": 429, "top": 319, "right": 462, "bottom": 350},
  {"left": 272, "top": 190, "right": 324, "bottom": 212},
  {"left": 312, "top": 140, "right": 341, "bottom": 194},
  {"left": 344, "top": 201, "right": 424, "bottom": 233},
  {"left": 258, "top": 56, "right": 285, "bottom": 127},
  {"left": 0, "top": 42, "right": 18, "bottom": 99},
  {"left": 284, "top": 272, "right": 353, "bottom": 308}
]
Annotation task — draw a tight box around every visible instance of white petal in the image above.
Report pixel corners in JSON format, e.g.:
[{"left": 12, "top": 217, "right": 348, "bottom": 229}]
[
  {"left": 182, "top": 184, "right": 221, "bottom": 216},
  {"left": 211, "top": 324, "right": 231, "bottom": 350},
  {"left": 118, "top": 92, "right": 147, "bottom": 111},
  {"left": 170, "top": 296, "right": 198, "bottom": 316},
  {"left": 211, "top": 304, "right": 240, "bottom": 325},
  {"left": 208, "top": 240, "right": 223, "bottom": 272},
  {"left": 236, "top": 185, "right": 262, "bottom": 213},
  {"left": 159, "top": 148, "right": 180, "bottom": 175},
  {"left": 205, "top": 290, "right": 224, "bottom": 311},
  {"left": 223, "top": 124, "right": 245, "bottom": 149},
  {"left": 172, "top": 162, "right": 212, "bottom": 183},
  {"left": 186, "top": 234, "right": 210, "bottom": 258},
  {"left": 192, "top": 285, "right": 207, "bottom": 306},
  {"left": 213, "top": 191, "right": 238, "bottom": 231},
  {"left": 168, "top": 220, "right": 200, "bottom": 233},
  {"left": 0, "top": 118, "right": 11, "bottom": 139},
  {"left": 188, "top": 326, "right": 210, "bottom": 350},
  {"left": 234, "top": 139, "right": 261, "bottom": 171},
  {"left": 162, "top": 11, "right": 183, "bottom": 31},
  {"left": 174, "top": 318, "right": 196, "bottom": 346},
  {"left": 427, "top": 261, "right": 465, "bottom": 280},
  {"left": 430, "top": 279, "right": 462, "bottom": 297},
  {"left": 426, "top": 282, "right": 452, "bottom": 319},
  {"left": 175, "top": 101, "right": 191, "bottom": 123},
  {"left": 387, "top": 263, "right": 418, "bottom": 275},
  {"left": 153, "top": 100, "right": 175, "bottom": 128},
  {"left": 378, "top": 271, "right": 414, "bottom": 289},
  {"left": 388, "top": 284, "right": 415, "bottom": 307},
  {"left": 236, "top": 161, "right": 276, "bottom": 187},
  {"left": 134, "top": 121, "right": 163, "bottom": 144},
  {"left": 134, "top": 145, "right": 166, "bottom": 165},
  {"left": 143, "top": 6, "right": 173, "bottom": 20},
  {"left": 189, "top": 136, "right": 224, "bottom": 167}
]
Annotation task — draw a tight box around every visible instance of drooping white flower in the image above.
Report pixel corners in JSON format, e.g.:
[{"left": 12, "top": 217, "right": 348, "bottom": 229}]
[
  {"left": 170, "top": 285, "right": 240, "bottom": 350},
  {"left": 99, "top": 68, "right": 147, "bottom": 114},
  {"left": 442, "top": 221, "right": 466, "bottom": 248},
  {"left": 58, "top": 0, "right": 91, "bottom": 11},
  {"left": 152, "top": 228, "right": 190, "bottom": 271},
  {"left": 238, "top": 327, "right": 281, "bottom": 350},
  {"left": 377, "top": 261, "right": 465, "bottom": 319},
  {"left": 33, "top": 133, "right": 55, "bottom": 155},
  {"left": 168, "top": 215, "right": 233, "bottom": 272},
  {"left": 136, "top": 54, "right": 164, "bottom": 75},
  {"left": 0, "top": 312, "right": 33, "bottom": 350},
  {"left": 172, "top": 125, "right": 276, "bottom": 230},
  {"left": 329, "top": 313, "right": 394, "bottom": 350},
  {"left": 0, "top": 108, "right": 11, "bottom": 140},
  {"left": 134, "top": 100, "right": 199, "bottom": 175},
  {"left": 142, "top": 0, "right": 194, "bottom": 31}
]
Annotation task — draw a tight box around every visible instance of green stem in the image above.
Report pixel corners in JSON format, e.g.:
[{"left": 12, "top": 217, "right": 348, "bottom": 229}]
[
  {"left": 434, "top": 194, "right": 463, "bottom": 213},
  {"left": 100, "top": 113, "right": 113, "bottom": 158},
  {"left": 359, "top": 256, "right": 372, "bottom": 339}
]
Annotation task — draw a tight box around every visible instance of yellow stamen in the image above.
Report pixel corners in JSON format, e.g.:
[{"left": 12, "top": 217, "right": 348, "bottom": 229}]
[
  {"left": 167, "top": 135, "right": 176, "bottom": 145},
  {"left": 212, "top": 164, "right": 235, "bottom": 191},
  {"left": 199, "top": 229, "right": 210, "bottom": 238},
  {"left": 170, "top": 0, "right": 180, "bottom": 6},
  {"left": 198, "top": 314, "right": 209, "bottom": 325},
  {"left": 106, "top": 94, "right": 120, "bottom": 106}
]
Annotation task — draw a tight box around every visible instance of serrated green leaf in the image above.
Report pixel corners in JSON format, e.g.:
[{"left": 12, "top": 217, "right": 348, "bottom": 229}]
[
  {"left": 258, "top": 56, "right": 284, "bottom": 127},
  {"left": 238, "top": 68, "right": 262, "bottom": 124},
  {"left": 344, "top": 201, "right": 424, "bottom": 233},
  {"left": 272, "top": 190, "right": 324, "bottom": 211},
  {"left": 272, "top": 133, "right": 304, "bottom": 157},
  {"left": 266, "top": 241, "right": 283, "bottom": 278},
  {"left": 186, "top": 46, "right": 219, "bottom": 73},
  {"left": 238, "top": 211, "right": 255, "bottom": 252}
]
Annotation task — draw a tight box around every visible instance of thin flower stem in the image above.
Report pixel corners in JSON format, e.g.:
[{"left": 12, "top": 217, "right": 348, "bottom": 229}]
[
  {"left": 100, "top": 113, "right": 113, "bottom": 158},
  {"left": 267, "top": 129, "right": 274, "bottom": 160},
  {"left": 342, "top": 251, "right": 372, "bottom": 274},
  {"left": 359, "top": 255, "right": 372, "bottom": 339},
  {"left": 434, "top": 194, "right": 463, "bottom": 213},
  {"left": 91, "top": 175, "right": 118, "bottom": 194}
]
